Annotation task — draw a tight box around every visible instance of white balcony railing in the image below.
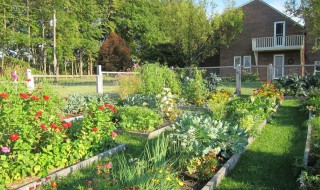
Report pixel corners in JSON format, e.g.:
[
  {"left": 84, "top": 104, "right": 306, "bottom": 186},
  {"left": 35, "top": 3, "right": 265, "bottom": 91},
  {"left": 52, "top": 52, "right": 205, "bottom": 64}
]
[{"left": 252, "top": 35, "right": 304, "bottom": 51}]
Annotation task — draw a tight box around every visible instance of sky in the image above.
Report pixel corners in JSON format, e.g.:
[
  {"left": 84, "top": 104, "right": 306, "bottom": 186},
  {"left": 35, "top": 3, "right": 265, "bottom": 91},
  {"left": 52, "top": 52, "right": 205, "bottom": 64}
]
[{"left": 215, "top": 0, "right": 288, "bottom": 13}]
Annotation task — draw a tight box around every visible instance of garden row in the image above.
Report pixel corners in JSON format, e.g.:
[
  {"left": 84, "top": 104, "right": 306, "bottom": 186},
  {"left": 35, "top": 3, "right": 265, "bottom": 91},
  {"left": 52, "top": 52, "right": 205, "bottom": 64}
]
[
  {"left": 277, "top": 73, "right": 320, "bottom": 189},
  {"left": 0, "top": 64, "right": 283, "bottom": 190}
]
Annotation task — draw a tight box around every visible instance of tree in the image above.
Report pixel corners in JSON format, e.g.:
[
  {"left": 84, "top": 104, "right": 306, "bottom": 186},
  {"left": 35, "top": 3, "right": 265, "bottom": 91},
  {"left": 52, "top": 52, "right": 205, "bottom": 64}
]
[
  {"left": 286, "top": 0, "right": 320, "bottom": 50},
  {"left": 99, "top": 32, "right": 131, "bottom": 71}
]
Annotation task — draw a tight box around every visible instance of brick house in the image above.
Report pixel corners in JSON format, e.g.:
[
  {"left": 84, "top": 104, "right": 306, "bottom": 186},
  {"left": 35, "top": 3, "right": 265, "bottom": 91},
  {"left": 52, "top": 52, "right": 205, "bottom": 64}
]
[{"left": 213, "top": 0, "right": 320, "bottom": 80}]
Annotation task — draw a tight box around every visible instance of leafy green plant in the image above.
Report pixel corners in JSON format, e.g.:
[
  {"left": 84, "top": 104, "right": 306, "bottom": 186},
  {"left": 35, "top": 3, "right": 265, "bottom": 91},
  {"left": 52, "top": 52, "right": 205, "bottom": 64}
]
[
  {"left": 118, "top": 106, "right": 164, "bottom": 132},
  {"left": 117, "top": 74, "right": 141, "bottom": 100},
  {"left": 241, "top": 72, "right": 259, "bottom": 82},
  {"left": 207, "top": 91, "right": 230, "bottom": 120},
  {"left": 181, "top": 68, "right": 209, "bottom": 106},
  {"left": 120, "top": 93, "right": 159, "bottom": 109},
  {"left": 62, "top": 93, "right": 112, "bottom": 114},
  {"left": 168, "top": 113, "right": 248, "bottom": 171},
  {"left": 137, "top": 63, "right": 181, "bottom": 95},
  {"left": 205, "top": 72, "right": 221, "bottom": 92}
]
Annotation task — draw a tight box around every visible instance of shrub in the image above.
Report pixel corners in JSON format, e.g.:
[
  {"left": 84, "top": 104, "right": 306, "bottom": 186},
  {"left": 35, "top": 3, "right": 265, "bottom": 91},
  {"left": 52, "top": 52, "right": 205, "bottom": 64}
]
[
  {"left": 241, "top": 72, "right": 259, "bottom": 82},
  {"left": 205, "top": 73, "right": 221, "bottom": 92},
  {"left": 180, "top": 68, "right": 209, "bottom": 105},
  {"left": 118, "top": 106, "right": 164, "bottom": 132},
  {"left": 137, "top": 63, "right": 181, "bottom": 95},
  {"left": 117, "top": 74, "right": 141, "bottom": 100}
]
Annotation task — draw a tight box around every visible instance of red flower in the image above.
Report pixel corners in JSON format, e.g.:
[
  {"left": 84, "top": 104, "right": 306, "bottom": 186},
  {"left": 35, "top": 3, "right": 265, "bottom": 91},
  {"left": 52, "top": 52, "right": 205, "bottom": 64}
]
[
  {"left": 111, "top": 131, "right": 117, "bottom": 138},
  {"left": 99, "top": 105, "right": 105, "bottom": 111},
  {"left": 32, "top": 95, "right": 40, "bottom": 101},
  {"left": 35, "top": 111, "right": 42, "bottom": 117},
  {"left": 0, "top": 93, "right": 9, "bottom": 99},
  {"left": 40, "top": 124, "right": 47, "bottom": 130},
  {"left": 25, "top": 78, "right": 31, "bottom": 82},
  {"left": 92, "top": 127, "right": 98, "bottom": 132},
  {"left": 10, "top": 133, "right": 19, "bottom": 141},
  {"left": 62, "top": 122, "right": 72, "bottom": 129},
  {"left": 104, "top": 103, "right": 114, "bottom": 110},
  {"left": 56, "top": 127, "right": 62, "bottom": 131},
  {"left": 20, "top": 93, "right": 30, "bottom": 99},
  {"left": 112, "top": 108, "right": 118, "bottom": 114},
  {"left": 43, "top": 95, "right": 50, "bottom": 101},
  {"left": 50, "top": 123, "right": 58, "bottom": 129}
]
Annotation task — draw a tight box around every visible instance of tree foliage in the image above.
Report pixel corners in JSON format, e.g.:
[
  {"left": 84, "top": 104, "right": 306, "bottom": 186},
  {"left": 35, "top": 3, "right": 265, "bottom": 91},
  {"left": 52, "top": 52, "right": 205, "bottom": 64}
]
[
  {"left": 285, "top": 0, "right": 320, "bottom": 50},
  {"left": 99, "top": 32, "right": 131, "bottom": 71},
  {"left": 0, "top": 0, "right": 243, "bottom": 73}
]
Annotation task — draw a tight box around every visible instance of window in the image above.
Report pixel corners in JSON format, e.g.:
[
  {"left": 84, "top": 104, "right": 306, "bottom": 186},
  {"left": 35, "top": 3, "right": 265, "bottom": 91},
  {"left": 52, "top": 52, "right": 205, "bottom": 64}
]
[
  {"left": 234, "top": 56, "right": 241, "bottom": 68},
  {"left": 274, "top": 21, "right": 285, "bottom": 46},
  {"left": 243, "top": 56, "right": 252, "bottom": 68},
  {"left": 315, "top": 61, "right": 320, "bottom": 73}
]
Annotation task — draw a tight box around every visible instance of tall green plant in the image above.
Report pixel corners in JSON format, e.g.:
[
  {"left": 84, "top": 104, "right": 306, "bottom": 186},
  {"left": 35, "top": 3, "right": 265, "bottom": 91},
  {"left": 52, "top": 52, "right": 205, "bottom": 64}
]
[{"left": 137, "top": 63, "right": 181, "bottom": 95}]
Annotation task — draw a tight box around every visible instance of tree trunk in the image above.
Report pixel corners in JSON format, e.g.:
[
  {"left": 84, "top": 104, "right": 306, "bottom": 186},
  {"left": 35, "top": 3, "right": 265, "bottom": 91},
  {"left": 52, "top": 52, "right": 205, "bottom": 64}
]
[{"left": 79, "top": 52, "right": 83, "bottom": 75}]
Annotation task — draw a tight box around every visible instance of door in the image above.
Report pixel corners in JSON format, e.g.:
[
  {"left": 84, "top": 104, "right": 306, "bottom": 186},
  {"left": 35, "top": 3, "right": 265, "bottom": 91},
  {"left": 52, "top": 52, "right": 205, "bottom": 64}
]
[
  {"left": 274, "top": 54, "right": 284, "bottom": 79},
  {"left": 274, "top": 21, "right": 285, "bottom": 46}
]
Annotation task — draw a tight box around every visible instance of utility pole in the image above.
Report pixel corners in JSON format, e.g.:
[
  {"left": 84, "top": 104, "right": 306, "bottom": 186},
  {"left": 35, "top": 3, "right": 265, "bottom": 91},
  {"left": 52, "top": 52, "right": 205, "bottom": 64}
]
[
  {"left": 27, "top": 0, "right": 31, "bottom": 65},
  {"left": 53, "top": 10, "right": 57, "bottom": 81}
]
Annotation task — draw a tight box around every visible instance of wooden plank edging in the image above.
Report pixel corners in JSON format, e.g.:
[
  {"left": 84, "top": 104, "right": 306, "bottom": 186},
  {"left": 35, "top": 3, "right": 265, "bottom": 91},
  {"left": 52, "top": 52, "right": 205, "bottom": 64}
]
[
  {"left": 299, "top": 111, "right": 313, "bottom": 188},
  {"left": 116, "top": 125, "right": 171, "bottom": 139},
  {"left": 15, "top": 143, "right": 126, "bottom": 190}
]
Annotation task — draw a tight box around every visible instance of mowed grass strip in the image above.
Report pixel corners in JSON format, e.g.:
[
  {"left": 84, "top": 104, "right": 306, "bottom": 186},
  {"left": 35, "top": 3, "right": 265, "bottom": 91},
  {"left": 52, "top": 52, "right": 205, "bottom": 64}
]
[{"left": 217, "top": 99, "right": 307, "bottom": 190}]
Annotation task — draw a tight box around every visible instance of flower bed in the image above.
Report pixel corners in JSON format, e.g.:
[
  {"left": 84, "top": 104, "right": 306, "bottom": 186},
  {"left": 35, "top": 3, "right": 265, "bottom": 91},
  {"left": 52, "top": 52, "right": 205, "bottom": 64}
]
[{"left": 0, "top": 83, "right": 120, "bottom": 189}]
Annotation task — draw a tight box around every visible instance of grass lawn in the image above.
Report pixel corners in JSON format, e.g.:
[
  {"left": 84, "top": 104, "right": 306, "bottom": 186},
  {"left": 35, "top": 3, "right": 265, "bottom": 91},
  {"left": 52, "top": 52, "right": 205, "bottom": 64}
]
[
  {"left": 219, "top": 81, "right": 262, "bottom": 96},
  {"left": 216, "top": 99, "right": 307, "bottom": 190}
]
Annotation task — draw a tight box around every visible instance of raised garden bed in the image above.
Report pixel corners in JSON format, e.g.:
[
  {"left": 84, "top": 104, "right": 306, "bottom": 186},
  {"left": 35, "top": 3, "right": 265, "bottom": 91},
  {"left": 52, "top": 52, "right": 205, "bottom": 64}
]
[
  {"left": 11, "top": 143, "right": 126, "bottom": 190},
  {"left": 115, "top": 125, "right": 171, "bottom": 139}
]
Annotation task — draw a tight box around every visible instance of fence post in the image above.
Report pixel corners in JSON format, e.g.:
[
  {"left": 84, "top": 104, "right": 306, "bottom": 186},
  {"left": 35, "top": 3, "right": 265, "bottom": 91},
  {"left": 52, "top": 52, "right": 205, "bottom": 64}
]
[
  {"left": 26, "top": 69, "right": 35, "bottom": 91},
  {"left": 267, "top": 64, "right": 273, "bottom": 82},
  {"left": 235, "top": 64, "right": 241, "bottom": 96},
  {"left": 96, "top": 65, "right": 103, "bottom": 94}
]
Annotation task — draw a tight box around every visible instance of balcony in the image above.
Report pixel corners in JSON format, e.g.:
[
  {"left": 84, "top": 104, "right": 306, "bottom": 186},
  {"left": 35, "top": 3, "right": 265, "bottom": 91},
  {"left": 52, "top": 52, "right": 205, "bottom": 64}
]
[{"left": 252, "top": 35, "right": 304, "bottom": 51}]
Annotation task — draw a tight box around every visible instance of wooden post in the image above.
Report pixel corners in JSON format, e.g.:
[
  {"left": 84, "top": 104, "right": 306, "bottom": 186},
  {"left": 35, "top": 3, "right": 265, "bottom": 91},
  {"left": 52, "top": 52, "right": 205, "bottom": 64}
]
[
  {"left": 267, "top": 64, "right": 273, "bottom": 82},
  {"left": 235, "top": 64, "right": 241, "bottom": 96},
  {"left": 26, "top": 69, "right": 34, "bottom": 91},
  {"left": 96, "top": 65, "right": 103, "bottom": 94}
]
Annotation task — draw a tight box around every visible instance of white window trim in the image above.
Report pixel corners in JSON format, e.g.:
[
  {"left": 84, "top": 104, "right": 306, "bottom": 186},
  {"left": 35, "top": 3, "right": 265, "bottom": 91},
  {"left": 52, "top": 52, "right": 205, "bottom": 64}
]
[
  {"left": 274, "top": 21, "right": 285, "bottom": 37},
  {"left": 243, "top": 56, "right": 252, "bottom": 69},
  {"left": 234, "top": 56, "right": 241, "bottom": 68}
]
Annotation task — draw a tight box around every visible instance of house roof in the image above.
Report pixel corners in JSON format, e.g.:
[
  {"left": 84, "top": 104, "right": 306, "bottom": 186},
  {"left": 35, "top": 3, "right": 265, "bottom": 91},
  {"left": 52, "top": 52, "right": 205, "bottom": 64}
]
[{"left": 239, "top": 0, "right": 304, "bottom": 27}]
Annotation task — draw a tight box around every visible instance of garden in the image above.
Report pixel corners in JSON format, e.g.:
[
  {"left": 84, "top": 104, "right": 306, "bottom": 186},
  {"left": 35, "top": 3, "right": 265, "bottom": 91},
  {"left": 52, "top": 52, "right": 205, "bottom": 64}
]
[{"left": 2, "top": 64, "right": 316, "bottom": 190}]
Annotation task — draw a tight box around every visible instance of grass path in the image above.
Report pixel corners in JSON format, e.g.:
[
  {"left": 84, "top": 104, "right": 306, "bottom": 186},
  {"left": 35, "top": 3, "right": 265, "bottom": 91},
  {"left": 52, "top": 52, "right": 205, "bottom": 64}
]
[{"left": 217, "top": 99, "right": 307, "bottom": 190}]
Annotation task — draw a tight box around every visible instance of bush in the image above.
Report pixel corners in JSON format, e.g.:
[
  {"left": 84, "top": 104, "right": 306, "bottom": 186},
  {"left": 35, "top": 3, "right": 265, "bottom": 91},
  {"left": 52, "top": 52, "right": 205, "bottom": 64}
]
[
  {"left": 180, "top": 68, "right": 209, "bottom": 105},
  {"left": 207, "top": 92, "right": 230, "bottom": 120},
  {"left": 241, "top": 72, "right": 259, "bottom": 82},
  {"left": 137, "top": 63, "right": 181, "bottom": 95},
  {"left": 117, "top": 74, "right": 141, "bottom": 100}
]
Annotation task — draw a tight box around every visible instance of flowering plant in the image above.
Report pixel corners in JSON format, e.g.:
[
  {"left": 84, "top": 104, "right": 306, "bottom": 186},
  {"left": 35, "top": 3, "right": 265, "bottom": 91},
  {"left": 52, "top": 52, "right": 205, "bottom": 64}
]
[
  {"left": 0, "top": 83, "right": 118, "bottom": 186},
  {"left": 157, "top": 88, "right": 179, "bottom": 121}
]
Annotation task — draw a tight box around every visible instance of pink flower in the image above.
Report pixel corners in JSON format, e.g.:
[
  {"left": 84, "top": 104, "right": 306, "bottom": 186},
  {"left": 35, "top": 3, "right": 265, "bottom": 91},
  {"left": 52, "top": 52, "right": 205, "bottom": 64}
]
[
  {"left": 11, "top": 72, "right": 18, "bottom": 80},
  {"left": 1, "top": 147, "right": 10, "bottom": 153},
  {"left": 111, "top": 131, "right": 117, "bottom": 138},
  {"left": 105, "top": 161, "right": 112, "bottom": 169}
]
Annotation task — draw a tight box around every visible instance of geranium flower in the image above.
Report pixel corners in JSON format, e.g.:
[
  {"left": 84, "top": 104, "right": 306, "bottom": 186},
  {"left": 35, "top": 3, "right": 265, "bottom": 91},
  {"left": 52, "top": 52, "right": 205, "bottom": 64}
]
[
  {"left": 1, "top": 147, "right": 10, "bottom": 153},
  {"left": 99, "top": 105, "right": 105, "bottom": 111},
  {"left": 111, "top": 131, "right": 117, "bottom": 138},
  {"left": 43, "top": 95, "right": 50, "bottom": 101},
  {"left": 0, "top": 93, "right": 9, "bottom": 99},
  {"left": 104, "top": 103, "right": 114, "bottom": 110},
  {"left": 20, "top": 93, "right": 30, "bottom": 99},
  {"left": 92, "top": 127, "right": 98, "bottom": 132},
  {"left": 40, "top": 124, "right": 47, "bottom": 130},
  {"left": 50, "top": 123, "right": 58, "bottom": 129},
  {"left": 32, "top": 95, "right": 40, "bottom": 101},
  {"left": 62, "top": 122, "right": 72, "bottom": 129},
  {"left": 10, "top": 133, "right": 19, "bottom": 141},
  {"left": 35, "top": 111, "right": 42, "bottom": 117}
]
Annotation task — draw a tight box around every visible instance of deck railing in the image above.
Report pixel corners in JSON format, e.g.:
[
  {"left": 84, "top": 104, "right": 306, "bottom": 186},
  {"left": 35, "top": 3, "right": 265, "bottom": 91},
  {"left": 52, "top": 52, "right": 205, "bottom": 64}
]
[{"left": 252, "top": 35, "right": 304, "bottom": 51}]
